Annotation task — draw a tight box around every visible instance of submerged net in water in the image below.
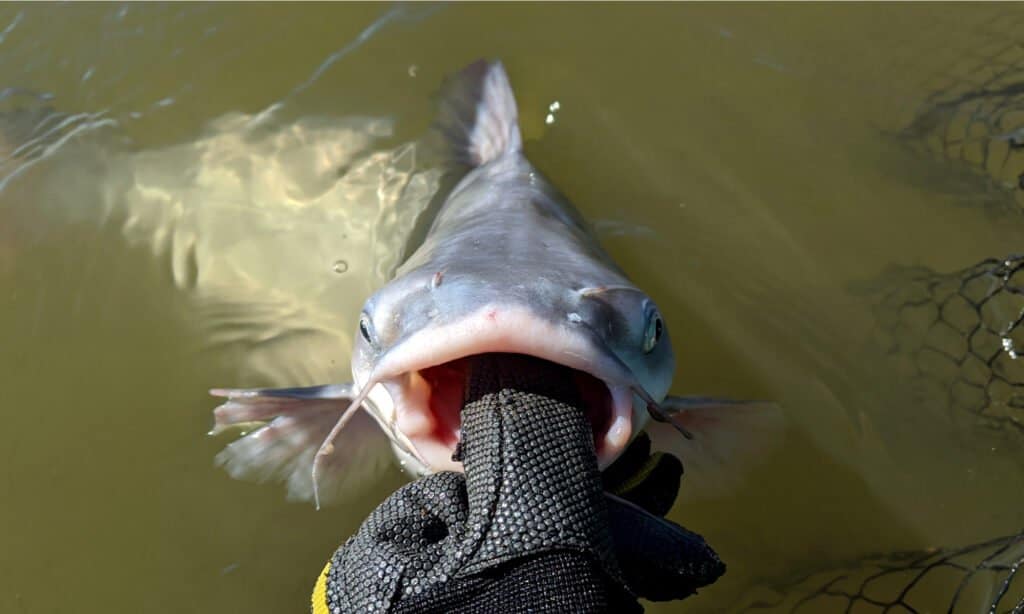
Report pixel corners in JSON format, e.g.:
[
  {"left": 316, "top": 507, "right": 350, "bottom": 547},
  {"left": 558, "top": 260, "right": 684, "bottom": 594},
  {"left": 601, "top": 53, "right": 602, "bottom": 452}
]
[
  {"left": 896, "top": 26, "right": 1024, "bottom": 213},
  {"left": 879, "top": 14, "right": 1024, "bottom": 435},
  {"left": 868, "top": 255, "right": 1024, "bottom": 437},
  {"left": 749, "top": 31, "right": 1024, "bottom": 606},
  {"left": 739, "top": 254, "right": 1024, "bottom": 613},
  {"left": 742, "top": 530, "right": 1024, "bottom": 613}
]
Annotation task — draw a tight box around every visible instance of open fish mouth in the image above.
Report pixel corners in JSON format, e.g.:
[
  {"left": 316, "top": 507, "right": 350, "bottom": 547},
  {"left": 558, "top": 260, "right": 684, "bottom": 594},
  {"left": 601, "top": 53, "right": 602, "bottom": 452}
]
[{"left": 386, "top": 352, "right": 633, "bottom": 473}]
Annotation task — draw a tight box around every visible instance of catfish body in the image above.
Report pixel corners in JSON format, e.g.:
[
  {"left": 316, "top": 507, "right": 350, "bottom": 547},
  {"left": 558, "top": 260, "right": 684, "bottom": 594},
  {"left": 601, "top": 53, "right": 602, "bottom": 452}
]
[{"left": 211, "top": 60, "right": 779, "bottom": 506}]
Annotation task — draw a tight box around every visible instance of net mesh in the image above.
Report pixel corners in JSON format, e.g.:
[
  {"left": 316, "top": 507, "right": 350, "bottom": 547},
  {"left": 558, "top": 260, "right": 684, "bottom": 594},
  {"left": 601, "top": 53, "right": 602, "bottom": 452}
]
[
  {"left": 746, "top": 17, "right": 1024, "bottom": 610},
  {"left": 741, "top": 531, "right": 1024, "bottom": 613},
  {"left": 895, "top": 14, "right": 1024, "bottom": 213},
  {"left": 868, "top": 255, "right": 1024, "bottom": 437},
  {"left": 740, "top": 254, "right": 1024, "bottom": 613}
]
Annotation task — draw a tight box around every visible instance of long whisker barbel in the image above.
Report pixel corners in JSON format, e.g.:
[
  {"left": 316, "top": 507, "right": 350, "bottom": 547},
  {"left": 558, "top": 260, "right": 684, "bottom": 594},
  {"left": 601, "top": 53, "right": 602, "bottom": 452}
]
[
  {"left": 632, "top": 385, "right": 694, "bottom": 440},
  {"left": 311, "top": 377, "right": 381, "bottom": 510}
]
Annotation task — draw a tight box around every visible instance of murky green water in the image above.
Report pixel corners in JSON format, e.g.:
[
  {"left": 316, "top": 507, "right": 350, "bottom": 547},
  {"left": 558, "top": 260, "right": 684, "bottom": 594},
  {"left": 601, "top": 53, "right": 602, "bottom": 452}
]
[{"left": 2, "top": 3, "right": 1022, "bottom": 613}]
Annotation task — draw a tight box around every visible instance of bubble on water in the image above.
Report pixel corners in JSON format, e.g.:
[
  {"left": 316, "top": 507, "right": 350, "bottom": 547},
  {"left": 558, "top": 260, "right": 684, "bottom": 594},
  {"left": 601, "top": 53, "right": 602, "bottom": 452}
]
[
  {"left": 332, "top": 260, "right": 349, "bottom": 274},
  {"left": 1002, "top": 336, "right": 1018, "bottom": 359},
  {"left": 545, "top": 100, "right": 561, "bottom": 125}
]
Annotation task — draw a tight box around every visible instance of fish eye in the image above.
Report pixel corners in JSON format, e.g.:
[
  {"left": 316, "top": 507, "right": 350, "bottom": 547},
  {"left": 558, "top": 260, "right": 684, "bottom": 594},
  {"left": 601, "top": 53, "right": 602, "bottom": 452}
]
[
  {"left": 358, "top": 314, "right": 375, "bottom": 345},
  {"left": 642, "top": 309, "right": 663, "bottom": 354}
]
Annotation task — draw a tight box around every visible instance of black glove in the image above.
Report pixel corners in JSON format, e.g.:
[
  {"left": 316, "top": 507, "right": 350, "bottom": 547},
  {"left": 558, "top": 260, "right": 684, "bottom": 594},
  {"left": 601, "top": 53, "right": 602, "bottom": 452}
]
[
  {"left": 601, "top": 433, "right": 725, "bottom": 601},
  {"left": 312, "top": 354, "right": 723, "bottom": 613}
]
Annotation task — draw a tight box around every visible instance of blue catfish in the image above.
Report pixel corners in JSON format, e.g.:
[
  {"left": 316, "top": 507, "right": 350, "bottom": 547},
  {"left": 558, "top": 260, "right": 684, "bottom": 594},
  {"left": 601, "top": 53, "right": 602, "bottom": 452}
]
[{"left": 210, "top": 60, "right": 778, "bottom": 507}]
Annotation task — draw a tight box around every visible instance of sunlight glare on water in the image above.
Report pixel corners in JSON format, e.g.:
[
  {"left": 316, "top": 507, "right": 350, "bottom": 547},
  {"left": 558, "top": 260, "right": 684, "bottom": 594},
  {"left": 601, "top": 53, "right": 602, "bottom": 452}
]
[{"left": 1, "top": 3, "right": 1022, "bottom": 613}]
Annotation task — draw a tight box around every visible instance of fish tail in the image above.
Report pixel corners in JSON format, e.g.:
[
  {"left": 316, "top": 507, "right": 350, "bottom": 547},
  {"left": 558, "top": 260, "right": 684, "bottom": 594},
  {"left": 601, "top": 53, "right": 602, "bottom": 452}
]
[{"left": 435, "top": 59, "right": 522, "bottom": 167}]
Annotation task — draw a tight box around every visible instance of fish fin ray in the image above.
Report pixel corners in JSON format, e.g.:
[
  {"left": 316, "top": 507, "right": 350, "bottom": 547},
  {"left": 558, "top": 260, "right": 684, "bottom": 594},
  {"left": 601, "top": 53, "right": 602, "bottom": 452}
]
[
  {"left": 646, "top": 396, "right": 785, "bottom": 501},
  {"left": 210, "top": 384, "right": 392, "bottom": 505},
  {"left": 435, "top": 59, "right": 522, "bottom": 167}
]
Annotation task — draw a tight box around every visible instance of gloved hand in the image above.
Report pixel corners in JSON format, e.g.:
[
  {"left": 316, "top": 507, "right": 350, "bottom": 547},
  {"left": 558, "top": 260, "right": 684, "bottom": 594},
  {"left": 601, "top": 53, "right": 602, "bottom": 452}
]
[
  {"left": 312, "top": 354, "right": 723, "bottom": 613},
  {"left": 601, "top": 432, "right": 725, "bottom": 601}
]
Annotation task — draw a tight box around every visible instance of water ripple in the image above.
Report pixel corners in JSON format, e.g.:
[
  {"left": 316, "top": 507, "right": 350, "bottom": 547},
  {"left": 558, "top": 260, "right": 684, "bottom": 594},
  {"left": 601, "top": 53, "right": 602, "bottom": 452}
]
[
  {"left": 0, "top": 10, "right": 23, "bottom": 45},
  {"left": 287, "top": 3, "right": 445, "bottom": 100}
]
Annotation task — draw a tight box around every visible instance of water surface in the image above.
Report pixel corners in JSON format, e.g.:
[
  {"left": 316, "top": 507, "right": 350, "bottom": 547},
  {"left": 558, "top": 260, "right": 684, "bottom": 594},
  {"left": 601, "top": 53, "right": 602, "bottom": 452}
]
[{"left": 1, "top": 4, "right": 1022, "bottom": 612}]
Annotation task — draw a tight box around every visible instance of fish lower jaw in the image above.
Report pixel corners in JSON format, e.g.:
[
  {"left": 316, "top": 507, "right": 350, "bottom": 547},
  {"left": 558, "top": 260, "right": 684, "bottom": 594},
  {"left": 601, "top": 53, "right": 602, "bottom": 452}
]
[{"left": 603, "top": 384, "right": 636, "bottom": 462}]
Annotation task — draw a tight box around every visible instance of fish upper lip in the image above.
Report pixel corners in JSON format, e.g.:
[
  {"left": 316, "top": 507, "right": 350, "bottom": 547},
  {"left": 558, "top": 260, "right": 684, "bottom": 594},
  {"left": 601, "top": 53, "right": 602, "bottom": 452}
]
[
  {"left": 369, "top": 303, "right": 637, "bottom": 386},
  {"left": 358, "top": 303, "right": 640, "bottom": 472}
]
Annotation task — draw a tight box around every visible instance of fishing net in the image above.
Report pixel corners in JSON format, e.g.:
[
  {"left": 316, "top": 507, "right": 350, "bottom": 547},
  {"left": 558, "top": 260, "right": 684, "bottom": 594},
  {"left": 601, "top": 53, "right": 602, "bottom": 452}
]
[
  {"left": 867, "top": 255, "right": 1024, "bottom": 437},
  {"left": 742, "top": 19, "right": 1024, "bottom": 610},
  {"left": 737, "top": 254, "right": 1024, "bottom": 613},
  {"left": 894, "top": 19, "right": 1024, "bottom": 213},
  {"left": 741, "top": 530, "right": 1024, "bottom": 613},
  {"left": 868, "top": 8, "right": 1024, "bottom": 437}
]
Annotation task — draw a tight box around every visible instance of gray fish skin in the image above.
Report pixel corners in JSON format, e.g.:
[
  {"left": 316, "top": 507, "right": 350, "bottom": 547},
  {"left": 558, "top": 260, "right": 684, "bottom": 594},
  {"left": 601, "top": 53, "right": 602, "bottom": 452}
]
[
  {"left": 212, "top": 60, "right": 778, "bottom": 507},
  {"left": 349, "top": 60, "right": 674, "bottom": 476}
]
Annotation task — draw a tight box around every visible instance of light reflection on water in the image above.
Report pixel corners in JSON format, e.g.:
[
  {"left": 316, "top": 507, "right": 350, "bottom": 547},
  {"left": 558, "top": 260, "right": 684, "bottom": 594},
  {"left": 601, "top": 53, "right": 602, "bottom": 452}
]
[{"left": 0, "top": 3, "right": 1022, "bottom": 613}]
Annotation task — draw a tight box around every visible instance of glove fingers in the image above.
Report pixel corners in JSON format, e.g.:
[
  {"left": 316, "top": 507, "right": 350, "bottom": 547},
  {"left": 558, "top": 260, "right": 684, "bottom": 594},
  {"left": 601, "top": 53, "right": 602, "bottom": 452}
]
[
  {"left": 455, "top": 354, "right": 621, "bottom": 582},
  {"left": 605, "top": 450, "right": 683, "bottom": 517},
  {"left": 605, "top": 493, "right": 725, "bottom": 602}
]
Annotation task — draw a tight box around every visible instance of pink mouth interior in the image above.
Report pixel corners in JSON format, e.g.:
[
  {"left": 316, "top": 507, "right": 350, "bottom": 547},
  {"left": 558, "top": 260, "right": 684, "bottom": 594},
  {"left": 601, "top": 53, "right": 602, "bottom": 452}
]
[{"left": 418, "top": 353, "right": 614, "bottom": 455}]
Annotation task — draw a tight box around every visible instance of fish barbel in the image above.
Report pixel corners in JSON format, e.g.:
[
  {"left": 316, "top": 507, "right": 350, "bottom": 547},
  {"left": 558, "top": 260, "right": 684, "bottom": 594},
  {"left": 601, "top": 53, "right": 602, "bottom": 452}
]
[{"left": 211, "top": 60, "right": 779, "bottom": 507}]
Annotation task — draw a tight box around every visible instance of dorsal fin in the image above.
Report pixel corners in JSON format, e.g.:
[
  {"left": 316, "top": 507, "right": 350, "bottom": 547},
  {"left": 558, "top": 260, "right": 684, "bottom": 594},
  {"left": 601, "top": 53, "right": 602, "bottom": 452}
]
[{"left": 435, "top": 59, "right": 523, "bottom": 167}]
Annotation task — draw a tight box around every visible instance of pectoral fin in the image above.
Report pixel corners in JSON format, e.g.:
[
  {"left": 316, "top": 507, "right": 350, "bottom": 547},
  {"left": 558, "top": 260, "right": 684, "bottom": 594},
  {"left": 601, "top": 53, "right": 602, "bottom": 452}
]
[
  {"left": 210, "top": 384, "right": 391, "bottom": 505},
  {"left": 645, "top": 396, "right": 785, "bottom": 501}
]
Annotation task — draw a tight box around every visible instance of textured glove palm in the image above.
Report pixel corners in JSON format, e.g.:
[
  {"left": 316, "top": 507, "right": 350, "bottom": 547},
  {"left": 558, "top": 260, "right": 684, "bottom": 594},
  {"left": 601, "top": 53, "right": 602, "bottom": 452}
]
[{"left": 313, "top": 355, "right": 722, "bottom": 613}]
